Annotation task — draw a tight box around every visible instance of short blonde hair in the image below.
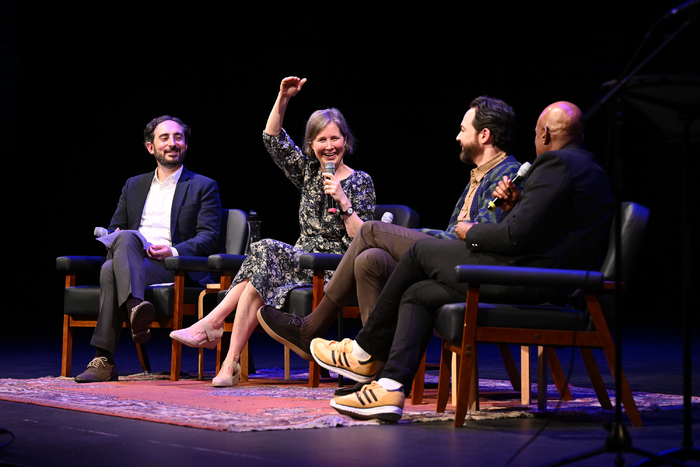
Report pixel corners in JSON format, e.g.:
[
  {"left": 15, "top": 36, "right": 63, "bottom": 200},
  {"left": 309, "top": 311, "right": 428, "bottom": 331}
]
[{"left": 303, "top": 108, "right": 356, "bottom": 157}]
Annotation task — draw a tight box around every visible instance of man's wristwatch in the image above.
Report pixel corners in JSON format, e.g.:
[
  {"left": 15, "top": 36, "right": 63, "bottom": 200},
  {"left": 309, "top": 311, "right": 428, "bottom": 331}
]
[{"left": 339, "top": 206, "right": 354, "bottom": 216}]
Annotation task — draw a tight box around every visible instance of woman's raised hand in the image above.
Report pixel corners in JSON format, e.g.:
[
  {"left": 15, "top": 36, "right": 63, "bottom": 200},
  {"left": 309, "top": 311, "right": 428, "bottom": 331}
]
[
  {"left": 280, "top": 76, "right": 307, "bottom": 99},
  {"left": 265, "top": 77, "right": 307, "bottom": 136}
]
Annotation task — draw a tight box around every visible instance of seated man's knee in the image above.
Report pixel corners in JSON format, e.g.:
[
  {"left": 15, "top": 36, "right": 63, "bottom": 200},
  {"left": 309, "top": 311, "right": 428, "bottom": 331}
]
[
  {"left": 355, "top": 248, "right": 396, "bottom": 281},
  {"left": 111, "top": 230, "right": 142, "bottom": 249},
  {"left": 401, "top": 279, "right": 462, "bottom": 312},
  {"left": 359, "top": 220, "right": 380, "bottom": 236}
]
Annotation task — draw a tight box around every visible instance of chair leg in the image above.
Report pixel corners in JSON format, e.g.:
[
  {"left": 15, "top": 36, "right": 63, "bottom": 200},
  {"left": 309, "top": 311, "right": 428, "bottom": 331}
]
[
  {"left": 308, "top": 360, "right": 321, "bottom": 387},
  {"left": 454, "top": 345, "right": 477, "bottom": 427},
  {"left": 593, "top": 344, "right": 642, "bottom": 426},
  {"left": 197, "top": 288, "right": 209, "bottom": 381},
  {"left": 454, "top": 351, "right": 479, "bottom": 412},
  {"left": 497, "top": 344, "right": 522, "bottom": 391},
  {"left": 580, "top": 348, "right": 613, "bottom": 410},
  {"left": 136, "top": 343, "right": 151, "bottom": 373},
  {"left": 546, "top": 347, "right": 573, "bottom": 401},
  {"left": 411, "top": 352, "right": 426, "bottom": 405},
  {"left": 452, "top": 353, "right": 459, "bottom": 406},
  {"left": 284, "top": 347, "right": 291, "bottom": 380},
  {"left": 586, "top": 293, "right": 642, "bottom": 426},
  {"left": 198, "top": 348, "right": 204, "bottom": 381},
  {"left": 61, "top": 315, "right": 73, "bottom": 377},
  {"left": 436, "top": 343, "right": 452, "bottom": 413},
  {"left": 521, "top": 346, "right": 532, "bottom": 405},
  {"left": 170, "top": 274, "right": 186, "bottom": 382},
  {"left": 216, "top": 340, "right": 223, "bottom": 375},
  {"left": 537, "top": 346, "right": 548, "bottom": 411},
  {"left": 240, "top": 342, "right": 250, "bottom": 382},
  {"left": 170, "top": 341, "right": 181, "bottom": 381},
  {"left": 470, "top": 356, "right": 479, "bottom": 412}
]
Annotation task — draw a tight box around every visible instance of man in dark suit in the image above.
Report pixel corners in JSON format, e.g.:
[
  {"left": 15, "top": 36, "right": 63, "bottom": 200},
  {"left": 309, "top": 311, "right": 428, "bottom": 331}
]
[
  {"left": 310, "top": 102, "right": 615, "bottom": 421},
  {"left": 75, "top": 115, "right": 221, "bottom": 383}
]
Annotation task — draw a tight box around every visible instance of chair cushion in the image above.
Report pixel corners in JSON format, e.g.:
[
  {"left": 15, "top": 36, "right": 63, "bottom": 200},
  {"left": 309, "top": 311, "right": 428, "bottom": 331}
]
[
  {"left": 434, "top": 302, "right": 591, "bottom": 342},
  {"left": 64, "top": 285, "right": 202, "bottom": 318},
  {"left": 63, "top": 286, "right": 101, "bottom": 317},
  {"left": 284, "top": 287, "right": 314, "bottom": 316},
  {"left": 283, "top": 288, "right": 359, "bottom": 315}
]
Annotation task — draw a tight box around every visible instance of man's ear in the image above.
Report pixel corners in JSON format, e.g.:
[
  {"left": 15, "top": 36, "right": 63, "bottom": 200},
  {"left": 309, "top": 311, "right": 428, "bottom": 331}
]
[
  {"left": 145, "top": 142, "right": 155, "bottom": 154},
  {"left": 479, "top": 127, "right": 492, "bottom": 145},
  {"left": 541, "top": 126, "right": 551, "bottom": 146}
]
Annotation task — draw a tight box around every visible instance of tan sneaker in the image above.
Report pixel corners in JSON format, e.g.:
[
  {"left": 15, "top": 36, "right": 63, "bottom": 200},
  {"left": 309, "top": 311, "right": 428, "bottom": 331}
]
[
  {"left": 330, "top": 381, "right": 405, "bottom": 422},
  {"left": 310, "top": 338, "right": 377, "bottom": 383}
]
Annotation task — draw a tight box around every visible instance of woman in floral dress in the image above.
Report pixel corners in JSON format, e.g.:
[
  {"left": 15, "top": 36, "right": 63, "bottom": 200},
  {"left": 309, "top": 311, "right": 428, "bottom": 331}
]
[{"left": 170, "top": 77, "right": 375, "bottom": 386}]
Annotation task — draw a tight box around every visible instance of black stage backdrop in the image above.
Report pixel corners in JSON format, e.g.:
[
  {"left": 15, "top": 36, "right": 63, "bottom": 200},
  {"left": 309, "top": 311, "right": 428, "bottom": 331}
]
[{"left": 9, "top": 2, "right": 699, "bottom": 336}]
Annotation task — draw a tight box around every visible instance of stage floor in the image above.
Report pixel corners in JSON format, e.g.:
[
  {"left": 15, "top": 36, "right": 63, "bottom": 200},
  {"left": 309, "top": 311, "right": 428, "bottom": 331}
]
[{"left": 1, "top": 320, "right": 698, "bottom": 467}]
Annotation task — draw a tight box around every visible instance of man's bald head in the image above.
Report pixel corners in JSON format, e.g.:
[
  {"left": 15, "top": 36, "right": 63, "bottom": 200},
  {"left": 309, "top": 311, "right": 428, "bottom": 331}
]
[{"left": 534, "top": 101, "right": 585, "bottom": 156}]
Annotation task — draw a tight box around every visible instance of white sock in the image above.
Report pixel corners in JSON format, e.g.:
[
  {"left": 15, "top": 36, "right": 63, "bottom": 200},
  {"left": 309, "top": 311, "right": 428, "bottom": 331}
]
[
  {"left": 377, "top": 378, "right": 403, "bottom": 391},
  {"left": 350, "top": 340, "right": 371, "bottom": 360}
]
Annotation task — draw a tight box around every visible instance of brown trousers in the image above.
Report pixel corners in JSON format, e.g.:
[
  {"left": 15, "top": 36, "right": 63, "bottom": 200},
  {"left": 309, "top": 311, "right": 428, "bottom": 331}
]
[{"left": 324, "top": 220, "right": 433, "bottom": 324}]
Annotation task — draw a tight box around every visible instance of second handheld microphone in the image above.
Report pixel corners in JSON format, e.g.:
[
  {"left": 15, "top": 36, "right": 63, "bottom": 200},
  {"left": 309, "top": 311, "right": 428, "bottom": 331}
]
[{"left": 487, "top": 162, "right": 531, "bottom": 212}]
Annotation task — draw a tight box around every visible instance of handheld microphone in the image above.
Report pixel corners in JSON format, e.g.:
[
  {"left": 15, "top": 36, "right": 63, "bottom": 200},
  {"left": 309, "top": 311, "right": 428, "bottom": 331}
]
[
  {"left": 324, "top": 161, "right": 337, "bottom": 214},
  {"left": 487, "top": 162, "right": 531, "bottom": 212},
  {"left": 381, "top": 212, "right": 394, "bottom": 223},
  {"left": 94, "top": 227, "right": 115, "bottom": 237}
]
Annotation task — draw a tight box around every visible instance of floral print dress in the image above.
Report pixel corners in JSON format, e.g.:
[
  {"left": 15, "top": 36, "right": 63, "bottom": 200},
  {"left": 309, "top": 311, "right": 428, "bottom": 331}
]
[{"left": 230, "top": 129, "right": 376, "bottom": 309}]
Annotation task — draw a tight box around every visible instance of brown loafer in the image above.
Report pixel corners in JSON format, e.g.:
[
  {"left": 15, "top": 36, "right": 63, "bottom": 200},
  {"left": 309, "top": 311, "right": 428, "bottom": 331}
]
[
  {"left": 130, "top": 301, "right": 155, "bottom": 344},
  {"left": 75, "top": 357, "right": 118, "bottom": 383}
]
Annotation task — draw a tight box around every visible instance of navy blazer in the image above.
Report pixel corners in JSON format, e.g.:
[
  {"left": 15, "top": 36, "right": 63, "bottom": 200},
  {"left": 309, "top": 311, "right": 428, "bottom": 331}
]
[{"left": 108, "top": 166, "right": 222, "bottom": 260}]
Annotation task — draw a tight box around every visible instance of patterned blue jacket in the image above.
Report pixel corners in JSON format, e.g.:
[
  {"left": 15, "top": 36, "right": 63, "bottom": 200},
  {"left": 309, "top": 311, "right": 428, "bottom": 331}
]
[{"left": 418, "top": 155, "right": 521, "bottom": 239}]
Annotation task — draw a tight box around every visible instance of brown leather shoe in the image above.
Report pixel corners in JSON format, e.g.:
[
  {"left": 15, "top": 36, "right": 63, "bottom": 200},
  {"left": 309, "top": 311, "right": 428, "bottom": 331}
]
[
  {"left": 75, "top": 357, "right": 118, "bottom": 383},
  {"left": 130, "top": 301, "right": 155, "bottom": 344},
  {"left": 257, "top": 306, "right": 312, "bottom": 361}
]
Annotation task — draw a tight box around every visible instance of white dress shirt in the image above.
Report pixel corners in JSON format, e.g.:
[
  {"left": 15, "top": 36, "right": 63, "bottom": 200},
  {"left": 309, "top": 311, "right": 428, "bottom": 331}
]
[{"left": 139, "top": 166, "right": 183, "bottom": 257}]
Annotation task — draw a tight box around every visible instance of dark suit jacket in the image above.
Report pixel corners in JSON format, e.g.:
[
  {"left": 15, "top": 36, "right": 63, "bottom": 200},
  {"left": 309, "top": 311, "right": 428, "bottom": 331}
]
[
  {"left": 108, "top": 166, "right": 222, "bottom": 269},
  {"left": 465, "top": 143, "right": 614, "bottom": 272}
]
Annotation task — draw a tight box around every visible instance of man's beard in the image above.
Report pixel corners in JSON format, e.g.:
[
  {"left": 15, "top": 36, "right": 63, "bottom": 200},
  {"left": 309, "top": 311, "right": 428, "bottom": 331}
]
[
  {"left": 459, "top": 140, "right": 479, "bottom": 164},
  {"left": 154, "top": 148, "right": 186, "bottom": 168}
]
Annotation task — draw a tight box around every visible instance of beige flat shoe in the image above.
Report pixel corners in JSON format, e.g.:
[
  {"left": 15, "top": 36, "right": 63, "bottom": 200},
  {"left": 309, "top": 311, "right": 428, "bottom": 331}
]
[
  {"left": 212, "top": 360, "right": 241, "bottom": 388},
  {"left": 170, "top": 319, "right": 223, "bottom": 349}
]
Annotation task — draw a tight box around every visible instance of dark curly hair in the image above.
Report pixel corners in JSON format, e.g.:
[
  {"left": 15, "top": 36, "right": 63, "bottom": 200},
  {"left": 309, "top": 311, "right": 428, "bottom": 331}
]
[
  {"left": 143, "top": 115, "right": 191, "bottom": 147},
  {"left": 469, "top": 96, "right": 517, "bottom": 152}
]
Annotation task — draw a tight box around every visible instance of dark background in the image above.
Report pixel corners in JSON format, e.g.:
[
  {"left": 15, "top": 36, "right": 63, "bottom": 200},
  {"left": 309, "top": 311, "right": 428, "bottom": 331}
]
[{"left": 5, "top": 3, "right": 699, "bottom": 337}]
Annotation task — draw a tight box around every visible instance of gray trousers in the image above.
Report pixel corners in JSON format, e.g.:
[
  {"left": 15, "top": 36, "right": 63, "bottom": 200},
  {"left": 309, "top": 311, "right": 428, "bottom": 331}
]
[{"left": 90, "top": 231, "right": 173, "bottom": 354}]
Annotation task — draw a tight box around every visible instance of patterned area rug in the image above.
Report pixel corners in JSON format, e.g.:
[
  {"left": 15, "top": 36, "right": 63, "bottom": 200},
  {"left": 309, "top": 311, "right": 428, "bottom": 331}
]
[{"left": 0, "top": 369, "right": 696, "bottom": 433}]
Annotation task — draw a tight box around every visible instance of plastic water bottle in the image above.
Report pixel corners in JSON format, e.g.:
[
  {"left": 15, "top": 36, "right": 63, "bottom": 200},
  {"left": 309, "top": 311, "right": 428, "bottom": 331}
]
[
  {"left": 246, "top": 210, "right": 261, "bottom": 254},
  {"left": 381, "top": 212, "right": 394, "bottom": 224}
]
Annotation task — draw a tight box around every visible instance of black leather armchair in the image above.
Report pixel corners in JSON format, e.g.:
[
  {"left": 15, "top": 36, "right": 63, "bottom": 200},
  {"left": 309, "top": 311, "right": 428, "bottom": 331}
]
[
  {"left": 432, "top": 202, "right": 649, "bottom": 427},
  {"left": 58, "top": 209, "right": 248, "bottom": 382}
]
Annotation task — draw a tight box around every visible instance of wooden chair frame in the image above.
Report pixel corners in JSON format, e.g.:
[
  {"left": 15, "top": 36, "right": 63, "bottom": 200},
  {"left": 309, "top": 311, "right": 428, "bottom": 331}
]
[
  {"left": 435, "top": 267, "right": 642, "bottom": 428},
  {"left": 59, "top": 209, "right": 248, "bottom": 383},
  {"left": 59, "top": 259, "right": 201, "bottom": 381}
]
